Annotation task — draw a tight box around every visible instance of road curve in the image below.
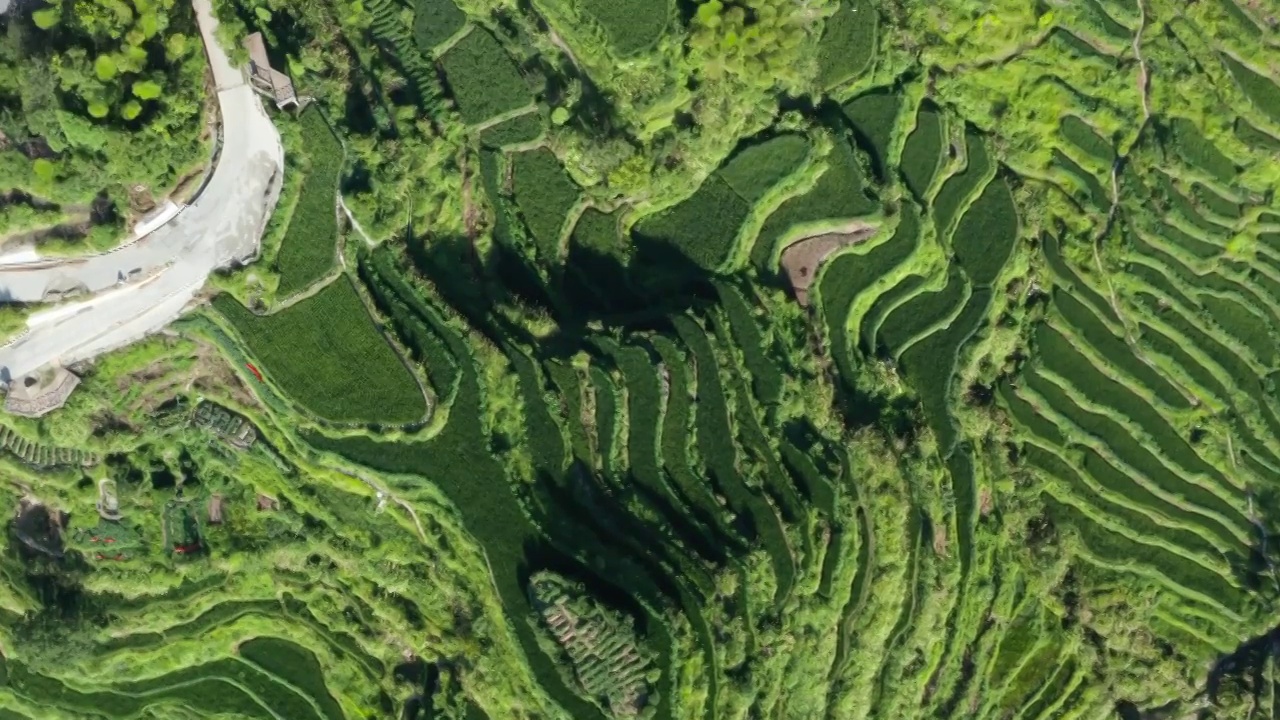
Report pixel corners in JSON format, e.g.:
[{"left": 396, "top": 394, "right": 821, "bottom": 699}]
[{"left": 0, "top": 0, "right": 284, "bottom": 382}]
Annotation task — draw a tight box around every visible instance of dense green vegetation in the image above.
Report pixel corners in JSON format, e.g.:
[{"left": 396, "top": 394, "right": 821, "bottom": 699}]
[{"left": 8, "top": 0, "right": 1280, "bottom": 718}]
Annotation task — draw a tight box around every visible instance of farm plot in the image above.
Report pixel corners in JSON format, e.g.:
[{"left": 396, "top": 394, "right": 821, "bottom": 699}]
[
  {"left": 1059, "top": 116, "right": 1115, "bottom": 165},
  {"left": 440, "top": 29, "right": 534, "bottom": 125},
  {"left": 274, "top": 109, "right": 344, "bottom": 297},
  {"left": 717, "top": 133, "right": 810, "bottom": 204},
  {"left": 412, "top": 0, "right": 466, "bottom": 55},
  {"left": 817, "top": 0, "right": 878, "bottom": 89},
  {"left": 512, "top": 148, "right": 581, "bottom": 260},
  {"left": 1221, "top": 54, "right": 1280, "bottom": 123},
  {"left": 238, "top": 637, "right": 346, "bottom": 720},
  {"left": 1169, "top": 118, "right": 1237, "bottom": 183},
  {"left": 480, "top": 111, "right": 544, "bottom": 148},
  {"left": 632, "top": 175, "right": 749, "bottom": 271},
  {"left": 212, "top": 279, "right": 425, "bottom": 424}
]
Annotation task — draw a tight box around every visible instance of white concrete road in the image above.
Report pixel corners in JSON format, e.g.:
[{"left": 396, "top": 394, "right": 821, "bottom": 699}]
[{"left": 0, "top": 0, "right": 284, "bottom": 382}]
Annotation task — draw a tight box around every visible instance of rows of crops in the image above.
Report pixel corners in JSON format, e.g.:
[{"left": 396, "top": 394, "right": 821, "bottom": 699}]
[{"left": 274, "top": 108, "right": 343, "bottom": 297}]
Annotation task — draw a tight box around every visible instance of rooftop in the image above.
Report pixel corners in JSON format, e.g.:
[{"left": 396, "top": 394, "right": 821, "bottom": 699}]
[{"left": 5, "top": 366, "right": 80, "bottom": 418}]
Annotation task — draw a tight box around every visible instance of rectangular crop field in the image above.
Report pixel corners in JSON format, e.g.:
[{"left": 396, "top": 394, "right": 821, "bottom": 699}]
[
  {"left": 440, "top": 29, "right": 534, "bottom": 125},
  {"left": 213, "top": 279, "right": 425, "bottom": 424},
  {"left": 274, "top": 109, "right": 343, "bottom": 297}
]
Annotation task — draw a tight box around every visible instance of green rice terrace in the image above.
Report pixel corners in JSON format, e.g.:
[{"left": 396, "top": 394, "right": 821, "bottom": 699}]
[{"left": 1, "top": 0, "right": 1280, "bottom": 717}]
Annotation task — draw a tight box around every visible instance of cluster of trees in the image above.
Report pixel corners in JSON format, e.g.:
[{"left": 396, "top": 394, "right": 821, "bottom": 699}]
[{"left": 0, "top": 0, "right": 206, "bottom": 215}]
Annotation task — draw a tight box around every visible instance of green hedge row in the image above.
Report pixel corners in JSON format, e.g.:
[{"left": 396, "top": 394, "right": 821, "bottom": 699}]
[
  {"left": 1153, "top": 222, "right": 1221, "bottom": 260},
  {"left": 1221, "top": 54, "right": 1280, "bottom": 124},
  {"left": 239, "top": 637, "right": 346, "bottom": 720},
  {"left": 1169, "top": 117, "right": 1237, "bottom": 184},
  {"left": 858, "top": 273, "right": 929, "bottom": 354},
  {"left": 412, "top": 0, "right": 466, "bottom": 55},
  {"left": 901, "top": 104, "right": 944, "bottom": 198},
  {"left": 578, "top": 0, "right": 671, "bottom": 56},
  {"left": 1191, "top": 182, "right": 1242, "bottom": 219},
  {"left": 274, "top": 108, "right": 343, "bottom": 297},
  {"left": 820, "top": 203, "right": 922, "bottom": 383},
  {"left": 1079, "top": 0, "right": 1132, "bottom": 39},
  {"left": 672, "top": 314, "right": 795, "bottom": 605},
  {"left": 1060, "top": 115, "right": 1114, "bottom": 164},
  {"left": 1042, "top": 233, "right": 1120, "bottom": 324},
  {"left": 1021, "top": 363, "right": 1245, "bottom": 550},
  {"left": 634, "top": 175, "right": 749, "bottom": 271},
  {"left": 817, "top": 0, "right": 878, "bottom": 89},
  {"left": 480, "top": 111, "right": 545, "bottom": 148},
  {"left": 1196, "top": 292, "right": 1277, "bottom": 367},
  {"left": 714, "top": 280, "right": 783, "bottom": 406},
  {"left": 998, "top": 381, "right": 1066, "bottom": 447},
  {"left": 1235, "top": 118, "right": 1280, "bottom": 151},
  {"left": 1052, "top": 289, "right": 1189, "bottom": 409},
  {"left": 877, "top": 266, "right": 968, "bottom": 355},
  {"left": 1052, "top": 149, "right": 1108, "bottom": 211},
  {"left": 1035, "top": 323, "right": 1246, "bottom": 522},
  {"left": 717, "top": 133, "right": 810, "bottom": 204}
]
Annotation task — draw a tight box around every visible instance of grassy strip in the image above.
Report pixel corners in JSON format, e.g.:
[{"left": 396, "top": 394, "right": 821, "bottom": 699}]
[
  {"left": 901, "top": 104, "right": 944, "bottom": 198},
  {"left": 1152, "top": 222, "right": 1221, "bottom": 260},
  {"left": 1192, "top": 182, "right": 1242, "bottom": 219},
  {"left": 998, "top": 380, "right": 1066, "bottom": 446},
  {"left": 1196, "top": 291, "right": 1278, "bottom": 366},
  {"left": 589, "top": 364, "right": 620, "bottom": 476},
  {"left": 275, "top": 109, "right": 342, "bottom": 297},
  {"left": 1042, "top": 233, "right": 1121, "bottom": 324},
  {"left": 212, "top": 279, "right": 425, "bottom": 424},
  {"left": 842, "top": 90, "right": 901, "bottom": 182},
  {"left": 512, "top": 148, "right": 580, "bottom": 260},
  {"left": 933, "top": 130, "right": 991, "bottom": 235},
  {"left": 819, "top": 204, "right": 921, "bottom": 382}
]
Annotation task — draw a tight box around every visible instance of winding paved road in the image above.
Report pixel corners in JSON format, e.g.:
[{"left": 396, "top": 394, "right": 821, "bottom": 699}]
[{"left": 0, "top": 0, "right": 284, "bottom": 383}]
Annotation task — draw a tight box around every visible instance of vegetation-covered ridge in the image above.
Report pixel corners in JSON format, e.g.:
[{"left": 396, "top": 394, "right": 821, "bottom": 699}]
[{"left": 2, "top": 0, "right": 1280, "bottom": 717}]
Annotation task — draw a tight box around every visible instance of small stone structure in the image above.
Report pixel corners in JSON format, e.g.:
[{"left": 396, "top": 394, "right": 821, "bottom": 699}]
[
  {"left": 244, "top": 33, "right": 297, "bottom": 109},
  {"left": 4, "top": 365, "right": 79, "bottom": 418},
  {"left": 207, "top": 493, "right": 224, "bottom": 525}
]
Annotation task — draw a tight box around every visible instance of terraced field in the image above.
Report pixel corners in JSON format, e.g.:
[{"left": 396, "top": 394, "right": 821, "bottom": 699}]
[{"left": 7, "top": 0, "right": 1280, "bottom": 717}]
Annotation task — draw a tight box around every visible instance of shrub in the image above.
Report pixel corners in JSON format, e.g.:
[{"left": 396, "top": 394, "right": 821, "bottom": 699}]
[
  {"left": 1060, "top": 115, "right": 1115, "bottom": 164},
  {"left": 1221, "top": 54, "right": 1280, "bottom": 123},
  {"left": 842, "top": 91, "right": 901, "bottom": 181},
  {"left": 819, "top": 203, "right": 921, "bottom": 383},
  {"left": 901, "top": 105, "right": 944, "bottom": 198},
  {"left": 952, "top": 175, "right": 1018, "bottom": 286},
  {"left": 412, "top": 0, "right": 466, "bottom": 55},
  {"left": 275, "top": 109, "right": 343, "bottom": 297},
  {"left": 717, "top": 133, "right": 810, "bottom": 204},
  {"left": 933, "top": 130, "right": 991, "bottom": 234},
  {"left": 578, "top": 0, "right": 671, "bottom": 56},
  {"left": 751, "top": 134, "right": 878, "bottom": 271},
  {"left": 212, "top": 279, "right": 425, "bottom": 424},
  {"left": 817, "top": 0, "right": 877, "bottom": 89},
  {"left": 440, "top": 29, "right": 533, "bottom": 125},
  {"left": 512, "top": 148, "right": 580, "bottom": 260}
]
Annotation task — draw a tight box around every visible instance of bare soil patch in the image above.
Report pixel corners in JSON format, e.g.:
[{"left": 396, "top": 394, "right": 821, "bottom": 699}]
[{"left": 779, "top": 220, "right": 877, "bottom": 306}]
